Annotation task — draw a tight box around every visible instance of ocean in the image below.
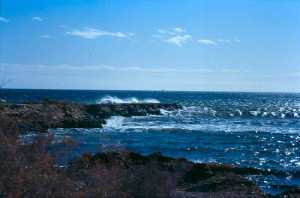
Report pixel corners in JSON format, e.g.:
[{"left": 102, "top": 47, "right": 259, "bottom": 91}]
[{"left": 1, "top": 89, "right": 300, "bottom": 194}]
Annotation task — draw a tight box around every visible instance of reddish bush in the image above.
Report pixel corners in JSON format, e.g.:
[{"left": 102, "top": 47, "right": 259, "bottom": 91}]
[{"left": 0, "top": 124, "right": 177, "bottom": 198}]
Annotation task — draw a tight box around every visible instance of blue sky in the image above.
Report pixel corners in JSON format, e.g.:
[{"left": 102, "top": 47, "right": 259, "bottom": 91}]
[{"left": 0, "top": 0, "right": 299, "bottom": 92}]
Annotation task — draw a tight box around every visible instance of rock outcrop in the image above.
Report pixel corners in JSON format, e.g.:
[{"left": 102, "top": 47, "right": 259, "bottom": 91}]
[
  {"left": 67, "top": 151, "right": 266, "bottom": 198},
  {"left": 0, "top": 101, "right": 180, "bottom": 134}
]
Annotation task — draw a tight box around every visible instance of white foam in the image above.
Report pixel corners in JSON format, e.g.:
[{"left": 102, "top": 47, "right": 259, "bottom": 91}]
[
  {"left": 0, "top": 98, "right": 6, "bottom": 103},
  {"left": 236, "top": 109, "right": 243, "bottom": 116},
  {"left": 250, "top": 110, "right": 260, "bottom": 117},
  {"left": 160, "top": 109, "right": 173, "bottom": 115},
  {"left": 101, "top": 116, "right": 300, "bottom": 134},
  {"left": 97, "top": 96, "right": 160, "bottom": 104},
  {"left": 103, "top": 116, "right": 125, "bottom": 129}
]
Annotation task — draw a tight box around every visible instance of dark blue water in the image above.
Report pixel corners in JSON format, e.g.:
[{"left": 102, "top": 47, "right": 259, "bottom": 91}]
[{"left": 2, "top": 89, "right": 300, "bottom": 194}]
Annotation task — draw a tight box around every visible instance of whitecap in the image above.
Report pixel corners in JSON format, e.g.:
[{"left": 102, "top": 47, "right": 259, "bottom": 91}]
[
  {"left": 236, "top": 109, "right": 243, "bottom": 116},
  {"left": 160, "top": 109, "right": 173, "bottom": 115},
  {"left": 271, "top": 112, "right": 277, "bottom": 117},
  {"left": 143, "top": 98, "right": 160, "bottom": 103},
  {"left": 262, "top": 112, "right": 268, "bottom": 117},
  {"left": 103, "top": 116, "right": 125, "bottom": 129},
  {"left": 97, "top": 95, "right": 160, "bottom": 104},
  {"left": 250, "top": 110, "right": 260, "bottom": 117},
  {"left": 0, "top": 98, "right": 6, "bottom": 103}
]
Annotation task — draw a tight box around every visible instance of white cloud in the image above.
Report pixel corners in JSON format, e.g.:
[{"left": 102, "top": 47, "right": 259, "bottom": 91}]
[
  {"left": 197, "top": 38, "right": 241, "bottom": 46},
  {"left": 165, "top": 34, "right": 192, "bottom": 46},
  {"left": 0, "top": 17, "right": 10, "bottom": 23},
  {"left": 66, "top": 28, "right": 133, "bottom": 39},
  {"left": 155, "top": 27, "right": 240, "bottom": 47},
  {"left": 173, "top": 27, "right": 185, "bottom": 33},
  {"left": 157, "top": 29, "right": 168, "bottom": 35},
  {"left": 154, "top": 27, "right": 192, "bottom": 46},
  {"left": 198, "top": 39, "right": 218, "bottom": 46},
  {"left": 32, "top": 16, "right": 43, "bottom": 22}
]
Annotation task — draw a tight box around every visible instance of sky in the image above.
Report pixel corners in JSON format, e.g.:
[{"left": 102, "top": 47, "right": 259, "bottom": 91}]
[{"left": 0, "top": 0, "right": 300, "bottom": 92}]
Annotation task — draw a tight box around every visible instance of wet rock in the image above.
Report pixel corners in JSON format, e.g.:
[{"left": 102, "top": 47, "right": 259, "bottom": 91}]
[{"left": 0, "top": 101, "right": 181, "bottom": 134}]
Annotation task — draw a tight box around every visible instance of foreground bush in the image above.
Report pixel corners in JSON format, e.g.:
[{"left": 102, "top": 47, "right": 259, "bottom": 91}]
[
  {"left": 1, "top": 126, "right": 266, "bottom": 197},
  {"left": 0, "top": 127, "right": 177, "bottom": 197}
]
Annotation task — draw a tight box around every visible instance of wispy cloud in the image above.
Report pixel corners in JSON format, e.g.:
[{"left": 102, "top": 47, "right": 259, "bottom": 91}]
[
  {"left": 0, "top": 62, "right": 246, "bottom": 75},
  {"left": 154, "top": 27, "right": 192, "bottom": 46},
  {"left": 198, "top": 38, "right": 241, "bottom": 46},
  {"left": 40, "top": 35, "right": 51, "bottom": 39},
  {"left": 32, "top": 16, "right": 43, "bottom": 22},
  {"left": 217, "top": 39, "right": 232, "bottom": 44},
  {"left": 165, "top": 35, "right": 192, "bottom": 46},
  {"left": 173, "top": 27, "right": 185, "bottom": 33},
  {"left": 198, "top": 39, "right": 218, "bottom": 46},
  {"left": 154, "top": 26, "right": 240, "bottom": 47},
  {"left": 0, "top": 17, "right": 10, "bottom": 23},
  {"left": 66, "top": 27, "right": 134, "bottom": 39}
]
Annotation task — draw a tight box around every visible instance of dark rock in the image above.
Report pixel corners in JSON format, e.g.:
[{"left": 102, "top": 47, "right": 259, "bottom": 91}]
[
  {"left": 183, "top": 164, "right": 215, "bottom": 183},
  {"left": 67, "top": 151, "right": 266, "bottom": 198},
  {"left": 185, "top": 173, "right": 258, "bottom": 192},
  {"left": 0, "top": 101, "right": 181, "bottom": 134},
  {"left": 273, "top": 186, "right": 300, "bottom": 198},
  {"left": 280, "top": 188, "right": 300, "bottom": 198}
]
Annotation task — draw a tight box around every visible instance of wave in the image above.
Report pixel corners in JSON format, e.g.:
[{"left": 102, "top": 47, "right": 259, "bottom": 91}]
[
  {"left": 103, "top": 116, "right": 125, "bottom": 129},
  {"left": 174, "top": 106, "right": 300, "bottom": 119},
  {"left": 97, "top": 96, "right": 160, "bottom": 104},
  {"left": 102, "top": 117, "right": 299, "bottom": 134},
  {"left": 0, "top": 98, "right": 7, "bottom": 103}
]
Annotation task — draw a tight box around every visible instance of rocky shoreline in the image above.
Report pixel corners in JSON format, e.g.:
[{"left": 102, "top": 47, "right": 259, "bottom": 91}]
[
  {"left": 0, "top": 101, "right": 299, "bottom": 197},
  {"left": 0, "top": 101, "right": 180, "bottom": 133}
]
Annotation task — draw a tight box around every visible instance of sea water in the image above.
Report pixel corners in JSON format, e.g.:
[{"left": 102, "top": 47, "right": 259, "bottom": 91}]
[{"left": 2, "top": 89, "right": 300, "bottom": 194}]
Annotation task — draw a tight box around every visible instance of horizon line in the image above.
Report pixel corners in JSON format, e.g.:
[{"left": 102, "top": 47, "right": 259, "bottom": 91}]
[{"left": 1, "top": 87, "right": 300, "bottom": 94}]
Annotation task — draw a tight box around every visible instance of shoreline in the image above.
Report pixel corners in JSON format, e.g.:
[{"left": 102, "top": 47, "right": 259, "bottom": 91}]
[
  {"left": 0, "top": 100, "right": 181, "bottom": 134},
  {"left": 0, "top": 101, "right": 299, "bottom": 197}
]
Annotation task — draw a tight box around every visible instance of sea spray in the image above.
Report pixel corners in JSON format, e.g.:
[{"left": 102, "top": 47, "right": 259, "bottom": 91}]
[
  {"left": 97, "top": 95, "right": 160, "bottom": 104},
  {"left": 103, "top": 116, "right": 125, "bottom": 129}
]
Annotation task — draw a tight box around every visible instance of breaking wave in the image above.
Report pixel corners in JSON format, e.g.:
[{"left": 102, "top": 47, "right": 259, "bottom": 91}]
[
  {"left": 174, "top": 105, "right": 300, "bottom": 119},
  {"left": 103, "top": 116, "right": 125, "bottom": 129},
  {"left": 97, "top": 96, "right": 160, "bottom": 104},
  {"left": 102, "top": 119, "right": 299, "bottom": 134}
]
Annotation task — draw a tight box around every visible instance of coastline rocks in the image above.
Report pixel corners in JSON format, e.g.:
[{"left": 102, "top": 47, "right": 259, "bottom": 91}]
[
  {"left": 272, "top": 186, "right": 300, "bottom": 198},
  {"left": 68, "top": 151, "right": 299, "bottom": 197},
  {"left": 86, "top": 103, "right": 180, "bottom": 117},
  {"left": 0, "top": 101, "right": 181, "bottom": 134},
  {"left": 67, "top": 151, "right": 266, "bottom": 198}
]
